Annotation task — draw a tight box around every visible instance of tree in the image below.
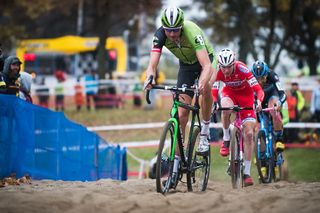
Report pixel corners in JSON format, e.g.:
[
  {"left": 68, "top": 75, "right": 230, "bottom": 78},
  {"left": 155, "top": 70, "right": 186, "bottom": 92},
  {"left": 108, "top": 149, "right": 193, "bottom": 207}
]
[
  {"left": 1, "top": 0, "right": 161, "bottom": 79},
  {"left": 83, "top": 0, "right": 161, "bottom": 79},
  {"left": 195, "top": 0, "right": 258, "bottom": 62},
  {"left": 280, "top": 0, "right": 320, "bottom": 76},
  {"left": 192, "top": 0, "right": 320, "bottom": 74},
  {"left": 0, "top": 0, "right": 59, "bottom": 50}
]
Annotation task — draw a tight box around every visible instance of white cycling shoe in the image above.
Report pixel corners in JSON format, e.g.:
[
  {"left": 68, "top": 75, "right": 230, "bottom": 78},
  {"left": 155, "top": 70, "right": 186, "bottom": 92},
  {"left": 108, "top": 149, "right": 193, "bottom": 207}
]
[{"left": 197, "top": 135, "right": 209, "bottom": 153}]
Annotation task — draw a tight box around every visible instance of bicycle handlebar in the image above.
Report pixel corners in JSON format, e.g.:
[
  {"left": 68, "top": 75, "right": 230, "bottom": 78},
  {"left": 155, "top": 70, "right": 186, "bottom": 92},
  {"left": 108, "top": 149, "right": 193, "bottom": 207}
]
[
  {"left": 216, "top": 106, "right": 253, "bottom": 111},
  {"left": 211, "top": 105, "right": 253, "bottom": 123},
  {"left": 145, "top": 75, "right": 198, "bottom": 105}
]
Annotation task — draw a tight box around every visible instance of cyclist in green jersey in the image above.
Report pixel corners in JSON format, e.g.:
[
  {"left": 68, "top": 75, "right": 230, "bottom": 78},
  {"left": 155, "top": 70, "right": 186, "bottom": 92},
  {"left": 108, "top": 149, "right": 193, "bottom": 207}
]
[{"left": 144, "top": 7, "right": 217, "bottom": 166}]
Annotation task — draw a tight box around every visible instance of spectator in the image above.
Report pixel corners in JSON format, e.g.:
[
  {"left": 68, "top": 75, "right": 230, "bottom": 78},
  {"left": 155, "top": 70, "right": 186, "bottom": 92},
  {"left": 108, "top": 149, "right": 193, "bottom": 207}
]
[
  {"left": 54, "top": 70, "right": 66, "bottom": 111},
  {"left": 0, "top": 45, "right": 4, "bottom": 72},
  {"left": 288, "top": 82, "right": 305, "bottom": 122},
  {"left": 84, "top": 69, "right": 98, "bottom": 110},
  {"left": 19, "top": 72, "right": 33, "bottom": 103},
  {"left": 310, "top": 78, "right": 320, "bottom": 122},
  {"left": 1, "top": 56, "right": 22, "bottom": 96},
  {"left": 286, "top": 81, "right": 305, "bottom": 142},
  {"left": 74, "top": 77, "right": 84, "bottom": 111},
  {"left": 0, "top": 55, "right": 34, "bottom": 104},
  {"left": 132, "top": 79, "right": 142, "bottom": 108},
  {"left": 35, "top": 77, "right": 50, "bottom": 108}
]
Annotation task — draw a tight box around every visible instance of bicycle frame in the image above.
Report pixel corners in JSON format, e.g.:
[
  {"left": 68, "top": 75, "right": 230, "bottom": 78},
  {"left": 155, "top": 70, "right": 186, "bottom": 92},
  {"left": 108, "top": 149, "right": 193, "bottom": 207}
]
[
  {"left": 214, "top": 105, "right": 253, "bottom": 188},
  {"left": 233, "top": 110, "right": 244, "bottom": 166},
  {"left": 154, "top": 85, "right": 201, "bottom": 168},
  {"left": 256, "top": 106, "right": 284, "bottom": 182},
  {"left": 256, "top": 108, "right": 275, "bottom": 161},
  {"left": 146, "top": 75, "right": 210, "bottom": 193}
]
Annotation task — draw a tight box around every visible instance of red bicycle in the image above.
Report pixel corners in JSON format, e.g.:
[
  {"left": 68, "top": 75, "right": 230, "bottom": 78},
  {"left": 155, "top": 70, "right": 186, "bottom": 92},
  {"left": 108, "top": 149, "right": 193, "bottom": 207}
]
[{"left": 213, "top": 105, "right": 253, "bottom": 189}]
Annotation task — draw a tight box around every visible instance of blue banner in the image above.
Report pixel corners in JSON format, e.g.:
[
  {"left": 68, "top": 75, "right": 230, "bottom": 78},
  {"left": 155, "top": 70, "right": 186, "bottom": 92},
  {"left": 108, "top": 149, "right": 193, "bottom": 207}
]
[{"left": 0, "top": 94, "right": 127, "bottom": 181}]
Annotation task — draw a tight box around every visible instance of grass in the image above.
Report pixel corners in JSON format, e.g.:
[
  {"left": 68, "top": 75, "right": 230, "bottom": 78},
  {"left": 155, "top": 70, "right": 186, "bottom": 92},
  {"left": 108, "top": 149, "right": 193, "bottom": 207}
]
[
  {"left": 285, "top": 148, "right": 320, "bottom": 182},
  {"left": 64, "top": 107, "right": 320, "bottom": 183}
]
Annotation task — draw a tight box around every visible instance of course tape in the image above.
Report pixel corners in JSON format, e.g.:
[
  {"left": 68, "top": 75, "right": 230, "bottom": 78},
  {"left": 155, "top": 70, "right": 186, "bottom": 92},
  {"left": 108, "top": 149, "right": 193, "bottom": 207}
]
[{"left": 88, "top": 122, "right": 320, "bottom": 132}]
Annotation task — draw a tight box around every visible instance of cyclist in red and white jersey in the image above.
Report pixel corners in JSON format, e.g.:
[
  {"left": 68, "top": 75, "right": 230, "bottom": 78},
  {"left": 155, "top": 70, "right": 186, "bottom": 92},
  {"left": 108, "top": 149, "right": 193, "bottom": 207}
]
[{"left": 211, "top": 48, "right": 264, "bottom": 186}]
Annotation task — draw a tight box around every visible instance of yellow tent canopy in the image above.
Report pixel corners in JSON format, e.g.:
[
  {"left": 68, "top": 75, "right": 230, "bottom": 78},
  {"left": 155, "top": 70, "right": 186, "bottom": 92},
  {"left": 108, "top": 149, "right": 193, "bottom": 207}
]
[{"left": 16, "top": 35, "right": 127, "bottom": 74}]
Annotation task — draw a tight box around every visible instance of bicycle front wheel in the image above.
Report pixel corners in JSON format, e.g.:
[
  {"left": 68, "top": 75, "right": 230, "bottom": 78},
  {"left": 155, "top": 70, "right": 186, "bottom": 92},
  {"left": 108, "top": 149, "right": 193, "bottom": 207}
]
[
  {"left": 230, "top": 127, "right": 243, "bottom": 189},
  {"left": 187, "top": 126, "right": 211, "bottom": 192},
  {"left": 255, "top": 131, "right": 273, "bottom": 183},
  {"left": 156, "top": 121, "right": 176, "bottom": 194}
]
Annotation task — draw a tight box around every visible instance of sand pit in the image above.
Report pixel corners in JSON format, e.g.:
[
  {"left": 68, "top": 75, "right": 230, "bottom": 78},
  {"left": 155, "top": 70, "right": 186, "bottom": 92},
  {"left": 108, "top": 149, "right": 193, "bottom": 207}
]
[{"left": 0, "top": 179, "right": 319, "bottom": 213}]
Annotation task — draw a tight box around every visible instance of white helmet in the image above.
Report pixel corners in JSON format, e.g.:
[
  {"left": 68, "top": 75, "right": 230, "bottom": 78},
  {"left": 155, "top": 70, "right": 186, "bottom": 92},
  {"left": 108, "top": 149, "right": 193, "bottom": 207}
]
[{"left": 218, "top": 48, "right": 235, "bottom": 67}]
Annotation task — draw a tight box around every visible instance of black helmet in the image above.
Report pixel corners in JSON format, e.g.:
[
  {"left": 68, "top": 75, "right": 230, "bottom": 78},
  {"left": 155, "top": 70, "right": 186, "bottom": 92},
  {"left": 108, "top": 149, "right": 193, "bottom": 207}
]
[{"left": 252, "top": 60, "right": 269, "bottom": 78}]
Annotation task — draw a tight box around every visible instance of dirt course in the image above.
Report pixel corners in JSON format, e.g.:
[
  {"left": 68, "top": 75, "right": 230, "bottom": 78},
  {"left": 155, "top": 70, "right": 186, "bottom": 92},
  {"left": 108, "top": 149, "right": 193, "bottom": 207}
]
[{"left": 0, "top": 179, "right": 319, "bottom": 213}]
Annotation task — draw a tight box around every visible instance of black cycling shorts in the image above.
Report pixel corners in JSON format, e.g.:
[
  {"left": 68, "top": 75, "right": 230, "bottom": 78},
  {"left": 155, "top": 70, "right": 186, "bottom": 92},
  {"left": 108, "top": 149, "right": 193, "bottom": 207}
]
[{"left": 177, "top": 54, "right": 214, "bottom": 97}]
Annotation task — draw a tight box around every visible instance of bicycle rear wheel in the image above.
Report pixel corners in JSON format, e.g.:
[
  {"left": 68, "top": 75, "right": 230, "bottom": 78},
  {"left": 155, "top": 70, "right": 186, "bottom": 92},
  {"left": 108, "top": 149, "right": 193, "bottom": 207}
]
[
  {"left": 255, "top": 131, "right": 273, "bottom": 183},
  {"left": 187, "top": 126, "right": 211, "bottom": 192},
  {"left": 156, "top": 121, "right": 176, "bottom": 194},
  {"left": 230, "top": 127, "right": 243, "bottom": 189}
]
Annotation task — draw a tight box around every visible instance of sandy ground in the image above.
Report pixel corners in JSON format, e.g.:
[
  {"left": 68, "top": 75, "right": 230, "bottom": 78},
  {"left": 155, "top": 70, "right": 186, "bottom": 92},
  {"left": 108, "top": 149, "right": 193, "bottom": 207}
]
[{"left": 0, "top": 179, "right": 319, "bottom": 213}]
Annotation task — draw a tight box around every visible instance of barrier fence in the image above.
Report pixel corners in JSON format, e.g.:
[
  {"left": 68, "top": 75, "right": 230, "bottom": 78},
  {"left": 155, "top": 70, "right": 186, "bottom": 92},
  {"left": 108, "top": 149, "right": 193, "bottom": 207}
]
[
  {"left": 0, "top": 94, "right": 127, "bottom": 181},
  {"left": 87, "top": 122, "right": 320, "bottom": 131}
]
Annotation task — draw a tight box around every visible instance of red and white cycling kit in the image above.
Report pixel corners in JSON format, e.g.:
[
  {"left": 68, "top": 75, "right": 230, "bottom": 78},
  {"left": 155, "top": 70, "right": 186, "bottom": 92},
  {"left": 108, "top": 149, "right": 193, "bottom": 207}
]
[{"left": 211, "top": 61, "right": 265, "bottom": 122}]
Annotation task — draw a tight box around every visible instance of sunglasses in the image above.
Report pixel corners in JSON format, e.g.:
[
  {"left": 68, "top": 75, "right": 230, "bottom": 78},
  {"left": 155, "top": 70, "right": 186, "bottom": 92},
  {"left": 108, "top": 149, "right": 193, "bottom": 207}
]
[
  {"left": 220, "top": 64, "right": 233, "bottom": 69},
  {"left": 163, "top": 26, "right": 182, "bottom": 33}
]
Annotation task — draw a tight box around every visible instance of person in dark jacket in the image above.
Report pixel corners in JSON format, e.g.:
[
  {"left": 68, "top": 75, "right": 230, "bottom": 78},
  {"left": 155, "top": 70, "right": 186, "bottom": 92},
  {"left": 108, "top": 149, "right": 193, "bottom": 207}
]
[
  {"left": 0, "top": 46, "right": 6, "bottom": 89},
  {"left": 0, "top": 45, "right": 4, "bottom": 72},
  {"left": 1, "top": 56, "right": 22, "bottom": 96}
]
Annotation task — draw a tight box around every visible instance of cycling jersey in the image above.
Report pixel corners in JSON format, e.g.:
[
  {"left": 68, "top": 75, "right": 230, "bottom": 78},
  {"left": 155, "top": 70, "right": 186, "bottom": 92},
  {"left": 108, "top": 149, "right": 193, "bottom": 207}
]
[
  {"left": 212, "top": 61, "right": 264, "bottom": 102},
  {"left": 151, "top": 20, "right": 214, "bottom": 65},
  {"left": 260, "top": 70, "right": 286, "bottom": 106},
  {"left": 211, "top": 61, "right": 265, "bottom": 121}
]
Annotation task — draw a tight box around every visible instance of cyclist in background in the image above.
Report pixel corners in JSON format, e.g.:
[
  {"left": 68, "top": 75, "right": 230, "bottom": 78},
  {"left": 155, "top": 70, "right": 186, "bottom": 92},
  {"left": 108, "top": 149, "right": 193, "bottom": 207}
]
[
  {"left": 144, "top": 7, "right": 217, "bottom": 171},
  {"left": 211, "top": 49, "right": 264, "bottom": 186},
  {"left": 251, "top": 61, "right": 286, "bottom": 151}
]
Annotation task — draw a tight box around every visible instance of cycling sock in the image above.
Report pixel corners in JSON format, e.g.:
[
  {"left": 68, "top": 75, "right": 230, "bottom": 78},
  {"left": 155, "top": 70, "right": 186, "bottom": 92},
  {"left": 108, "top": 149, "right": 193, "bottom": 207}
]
[
  {"left": 201, "top": 120, "right": 211, "bottom": 136},
  {"left": 223, "top": 127, "right": 230, "bottom": 141},
  {"left": 244, "top": 160, "right": 251, "bottom": 175},
  {"left": 173, "top": 155, "right": 181, "bottom": 173},
  {"left": 273, "top": 130, "right": 283, "bottom": 141}
]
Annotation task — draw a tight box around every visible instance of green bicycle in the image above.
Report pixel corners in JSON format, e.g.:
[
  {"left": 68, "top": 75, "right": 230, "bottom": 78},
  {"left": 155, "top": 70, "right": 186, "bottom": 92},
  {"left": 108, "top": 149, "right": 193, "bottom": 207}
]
[{"left": 145, "top": 76, "right": 211, "bottom": 194}]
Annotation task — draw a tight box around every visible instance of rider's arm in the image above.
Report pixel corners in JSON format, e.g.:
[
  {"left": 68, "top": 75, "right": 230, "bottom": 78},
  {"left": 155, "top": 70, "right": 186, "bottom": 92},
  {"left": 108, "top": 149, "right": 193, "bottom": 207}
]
[
  {"left": 270, "top": 71, "right": 286, "bottom": 105},
  {"left": 211, "top": 71, "right": 222, "bottom": 102},
  {"left": 196, "top": 49, "right": 214, "bottom": 89},
  {"left": 252, "top": 81, "right": 265, "bottom": 103},
  {"left": 145, "top": 51, "right": 161, "bottom": 82},
  {"left": 242, "top": 64, "right": 265, "bottom": 102},
  {"left": 145, "top": 28, "right": 165, "bottom": 85}
]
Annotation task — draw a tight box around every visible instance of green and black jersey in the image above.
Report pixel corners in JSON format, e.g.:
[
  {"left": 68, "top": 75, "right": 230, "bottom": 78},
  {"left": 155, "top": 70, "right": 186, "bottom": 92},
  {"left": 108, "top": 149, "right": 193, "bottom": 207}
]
[{"left": 151, "top": 20, "right": 215, "bottom": 65}]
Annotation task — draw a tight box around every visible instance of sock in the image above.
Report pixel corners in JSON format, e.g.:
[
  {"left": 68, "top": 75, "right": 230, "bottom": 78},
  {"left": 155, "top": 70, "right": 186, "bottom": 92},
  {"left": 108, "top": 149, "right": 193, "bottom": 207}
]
[
  {"left": 273, "top": 130, "right": 283, "bottom": 142},
  {"left": 244, "top": 160, "right": 251, "bottom": 176},
  {"left": 201, "top": 120, "right": 211, "bottom": 136},
  {"left": 173, "top": 155, "right": 181, "bottom": 173},
  {"left": 223, "top": 127, "right": 230, "bottom": 141}
]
